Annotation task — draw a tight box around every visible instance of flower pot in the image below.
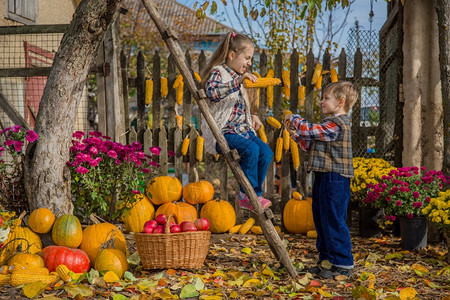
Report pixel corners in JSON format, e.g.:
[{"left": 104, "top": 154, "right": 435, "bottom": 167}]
[
  {"left": 358, "top": 206, "right": 382, "bottom": 238},
  {"left": 427, "top": 221, "right": 442, "bottom": 244},
  {"left": 399, "top": 216, "right": 427, "bottom": 250}
]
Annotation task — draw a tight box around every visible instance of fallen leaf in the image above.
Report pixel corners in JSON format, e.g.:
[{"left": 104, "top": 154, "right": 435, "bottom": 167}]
[
  {"left": 123, "top": 271, "right": 137, "bottom": 281},
  {"left": 242, "top": 278, "right": 261, "bottom": 288},
  {"left": 229, "top": 291, "right": 238, "bottom": 299},
  {"left": 63, "top": 283, "right": 94, "bottom": 298},
  {"left": 309, "top": 280, "right": 321, "bottom": 287},
  {"left": 423, "top": 279, "right": 440, "bottom": 288},
  {"left": 411, "top": 263, "right": 429, "bottom": 275},
  {"left": 180, "top": 284, "right": 199, "bottom": 299},
  {"left": 104, "top": 271, "right": 120, "bottom": 283},
  {"left": 241, "top": 247, "right": 252, "bottom": 254},
  {"left": 112, "top": 294, "right": 130, "bottom": 300},
  {"left": 127, "top": 252, "right": 141, "bottom": 265},
  {"left": 22, "top": 281, "right": 48, "bottom": 299},
  {"left": 166, "top": 269, "right": 177, "bottom": 276},
  {"left": 399, "top": 287, "right": 417, "bottom": 300}
]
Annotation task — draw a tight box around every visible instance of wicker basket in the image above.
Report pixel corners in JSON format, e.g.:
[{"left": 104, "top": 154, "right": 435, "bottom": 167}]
[{"left": 134, "top": 215, "right": 211, "bottom": 269}]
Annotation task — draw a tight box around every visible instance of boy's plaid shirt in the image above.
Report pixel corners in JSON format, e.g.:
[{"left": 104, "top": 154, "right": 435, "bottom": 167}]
[{"left": 205, "top": 64, "right": 251, "bottom": 138}]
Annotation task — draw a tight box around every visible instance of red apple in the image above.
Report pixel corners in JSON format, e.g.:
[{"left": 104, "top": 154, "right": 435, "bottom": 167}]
[
  {"left": 180, "top": 221, "right": 197, "bottom": 232},
  {"left": 194, "top": 218, "right": 210, "bottom": 231},
  {"left": 155, "top": 214, "right": 168, "bottom": 225},
  {"left": 153, "top": 225, "right": 164, "bottom": 233},
  {"left": 142, "top": 224, "right": 154, "bottom": 234},
  {"left": 144, "top": 219, "right": 158, "bottom": 230},
  {"left": 170, "top": 224, "right": 181, "bottom": 233}
]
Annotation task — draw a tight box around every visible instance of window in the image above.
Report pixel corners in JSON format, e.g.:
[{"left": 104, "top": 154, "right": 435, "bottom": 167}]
[{"left": 5, "top": 0, "right": 37, "bottom": 25}]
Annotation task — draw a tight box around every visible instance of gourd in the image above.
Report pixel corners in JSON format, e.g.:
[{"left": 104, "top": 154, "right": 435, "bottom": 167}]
[
  {"left": 7, "top": 253, "right": 44, "bottom": 270},
  {"left": 28, "top": 208, "right": 55, "bottom": 234},
  {"left": 283, "top": 192, "right": 315, "bottom": 234},
  {"left": 122, "top": 194, "right": 155, "bottom": 233},
  {"left": 146, "top": 176, "right": 182, "bottom": 205},
  {"left": 155, "top": 202, "right": 198, "bottom": 224},
  {"left": 55, "top": 264, "right": 72, "bottom": 282},
  {"left": 200, "top": 200, "right": 236, "bottom": 233},
  {"left": 51, "top": 214, "right": 83, "bottom": 248},
  {"left": 95, "top": 248, "right": 128, "bottom": 278},
  {"left": 182, "top": 170, "right": 214, "bottom": 205},
  {"left": 41, "top": 245, "right": 90, "bottom": 273},
  {"left": 79, "top": 217, "right": 127, "bottom": 264}
]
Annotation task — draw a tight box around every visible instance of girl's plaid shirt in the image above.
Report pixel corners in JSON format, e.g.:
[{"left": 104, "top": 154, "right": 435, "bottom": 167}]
[{"left": 289, "top": 114, "right": 342, "bottom": 149}]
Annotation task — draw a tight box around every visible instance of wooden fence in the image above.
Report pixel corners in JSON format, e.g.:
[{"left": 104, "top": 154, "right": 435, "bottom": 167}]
[{"left": 122, "top": 47, "right": 380, "bottom": 220}]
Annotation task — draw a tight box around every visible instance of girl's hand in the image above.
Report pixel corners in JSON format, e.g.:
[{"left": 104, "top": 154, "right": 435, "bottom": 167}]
[
  {"left": 251, "top": 114, "right": 262, "bottom": 131},
  {"left": 239, "top": 72, "right": 258, "bottom": 84}
]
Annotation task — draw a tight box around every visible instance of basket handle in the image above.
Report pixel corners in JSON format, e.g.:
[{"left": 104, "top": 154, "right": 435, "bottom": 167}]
[{"left": 164, "top": 213, "right": 174, "bottom": 234}]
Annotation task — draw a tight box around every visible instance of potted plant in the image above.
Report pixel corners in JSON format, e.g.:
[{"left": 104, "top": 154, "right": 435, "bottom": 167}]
[
  {"left": 366, "top": 166, "right": 449, "bottom": 250},
  {"left": 351, "top": 157, "right": 394, "bottom": 237}
]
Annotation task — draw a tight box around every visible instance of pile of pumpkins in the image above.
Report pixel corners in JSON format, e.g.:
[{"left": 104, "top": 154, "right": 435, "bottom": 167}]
[{"left": 0, "top": 208, "right": 128, "bottom": 286}]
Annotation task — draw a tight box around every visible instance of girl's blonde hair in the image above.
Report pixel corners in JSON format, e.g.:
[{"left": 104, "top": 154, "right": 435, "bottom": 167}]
[
  {"left": 323, "top": 81, "right": 359, "bottom": 113},
  {"left": 201, "top": 32, "right": 253, "bottom": 87}
]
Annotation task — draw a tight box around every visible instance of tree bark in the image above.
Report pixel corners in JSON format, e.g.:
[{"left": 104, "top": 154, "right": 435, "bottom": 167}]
[
  {"left": 24, "top": 0, "right": 123, "bottom": 216},
  {"left": 436, "top": 0, "right": 450, "bottom": 176}
]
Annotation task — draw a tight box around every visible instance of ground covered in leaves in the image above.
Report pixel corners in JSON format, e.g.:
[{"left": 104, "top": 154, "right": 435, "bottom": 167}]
[{"left": 0, "top": 216, "right": 448, "bottom": 300}]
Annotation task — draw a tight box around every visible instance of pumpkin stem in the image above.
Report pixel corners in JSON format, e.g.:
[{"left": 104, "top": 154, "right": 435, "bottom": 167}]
[{"left": 89, "top": 213, "right": 107, "bottom": 224}]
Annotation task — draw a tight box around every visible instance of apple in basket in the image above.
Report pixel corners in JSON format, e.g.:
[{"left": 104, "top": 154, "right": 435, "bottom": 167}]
[
  {"left": 194, "top": 218, "right": 210, "bottom": 231},
  {"left": 180, "top": 221, "right": 197, "bottom": 232},
  {"left": 153, "top": 225, "right": 164, "bottom": 233},
  {"left": 155, "top": 214, "right": 168, "bottom": 225},
  {"left": 142, "top": 220, "right": 158, "bottom": 233},
  {"left": 170, "top": 224, "right": 182, "bottom": 233}
]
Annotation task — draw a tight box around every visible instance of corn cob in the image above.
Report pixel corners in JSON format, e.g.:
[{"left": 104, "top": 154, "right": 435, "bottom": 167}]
[
  {"left": 256, "top": 87, "right": 260, "bottom": 107},
  {"left": 267, "top": 85, "right": 274, "bottom": 108},
  {"left": 229, "top": 224, "right": 242, "bottom": 234},
  {"left": 250, "top": 226, "right": 263, "bottom": 235},
  {"left": 330, "top": 68, "right": 338, "bottom": 82},
  {"left": 56, "top": 265, "right": 71, "bottom": 282},
  {"left": 282, "top": 70, "right": 291, "bottom": 99},
  {"left": 275, "top": 137, "right": 283, "bottom": 162},
  {"left": 283, "top": 110, "right": 292, "bottom": 117},
  {"left": 298, "top": 85, "right": 306, "bottom": 102},
  {"left": 253, "top": 71, "right": 261, "bottom": 78},
  {"left": 176, "top": 115, "right": 183, "bottom": 131},
  {"left": 161, "top": 77, "right": 168, "bottom": 97},
  {"left": 10, "top": 273, "right": 58, "bottom": 287},
  {"left": 12, "top": 268, "right": 49, "bottom": 276},
  {"left": 243, "top": 77, "right": 281, "bottom": 88},
  {"left": 292, "top": 191, "right": 303, "bottom": 200},
  {"left": 196, "top": 136, "right": 204, "bottom": 162},
  {"left": 181, "top": 137, "right": 190, "bottom": 156},
  {"left": 176, "top": 81, "right": 184, "bottom": 105},
  {"left": 311, "top": 63, "right": 323, "bottom": 84},
  {"left": 258, "top": 124, "right": 268, "bottom": 144},
  {"left": 290, "top": 139, "right": 300, "bottom": 170},
  {"left": 315, "top": 75, "right": 323, "bottom": 90},
  {"left": 145, "top": 79, "right": 153, "bottom": 105},
  {"left": 282, "top": 129, "right": 290, "bottom": 151},
  {"left": 0, "top": 274, "right": 10, "bottom": 285},
  {"left": 266, "top": 69, "right": 274, "bottom": 78},
  {"left": 266, "top": 116, "right": 282, "bottom": 129},
  {"left": 194, "top": 72, "right": 201, "bottom": 83},
  {"left": 239, "top": 218, "right": 256, "bottom": 234},
  {"left": 173, "top": 74, "right": 183, "bottom": 89}
]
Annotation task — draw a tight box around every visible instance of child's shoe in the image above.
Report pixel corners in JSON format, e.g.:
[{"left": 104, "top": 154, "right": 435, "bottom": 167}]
[
  {"left": 238, "top": 192, "right": 254, "bottom": 211},
  {"left": 319, "top": 265, "right": 353, "bottom": 279},
  {"left": 258, "top": 196, "right": 272, "bottom": 209}
]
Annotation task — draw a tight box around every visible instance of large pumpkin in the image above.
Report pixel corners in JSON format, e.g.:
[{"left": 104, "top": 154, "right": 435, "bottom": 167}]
[
  {"left": 155, "top": 202, "right": 198, "bottom": 224},
  {"left": 79, "top": 222, "right": 127, "bottom": 264},
  {"left": 41, "top": 245, "right": 90, "bottom": 273},
  {"left": 182, "top": 180, "right": 214, "bottom": 205},
  {"left": 28, "top": 208, "right": 55, "bottom": 234},
  {"left": 52, "top": 215, "right": 83, "bottom": 248},
  {"left": 8, "top": 253, "right": 45, "bottom": 269},
  {"left": 283, "top": 192, "right": 315, "bottom": 234},
  {"left": 95, "top": 248, "right": 128, "bottom": 278},
  {"left": 146, "top": 176, "right": 182, "bottom": 205},
  {"left": 200, "top": 200, "right": 236, "bottom": 233},
  {"left": 122, "top": 194, "right": 155, "bottom": 233}
]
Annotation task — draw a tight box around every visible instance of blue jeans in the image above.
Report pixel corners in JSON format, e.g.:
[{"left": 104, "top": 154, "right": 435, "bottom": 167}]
[
  {"left": 312, "top": 172, "right": 353, "bottom": 267},
  {"left": 216, "top": 131, "right": 273, "bottom": 196}
]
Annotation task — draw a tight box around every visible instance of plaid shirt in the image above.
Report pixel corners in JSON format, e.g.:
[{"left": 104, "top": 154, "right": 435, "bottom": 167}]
[{"left": 205, "top": 65, "right": 251, "bottom": 138}]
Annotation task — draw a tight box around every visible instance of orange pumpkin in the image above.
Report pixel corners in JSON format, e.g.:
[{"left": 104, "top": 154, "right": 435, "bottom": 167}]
[
  {"left": 121, "top": 194, "right": 155, "bottom": 233},
  {"left": 146, "top": 176, "right": 182, "bottom": 205},
  {"left": 28, "top": 208, "right": 55, "bottom": 234},
  {"left": 283, "top": 193, "right": 315, "bottom": 234},
  {"left": 182, "top": 180, "right": 214, "bottom": 204},
  {"left": 7, "top": 253, "right": 45, "bottom": 269},
  {"left": 51, "top": 215, "right": 83, "bottom": 248},
  {"left": 79, "top": 221, "right": 127, "bottom": 264},
  {"left": 95, "top": 248, "right": 128, "bottom": 278},
  {"left": 155, "top": 202, "right": 198, "bottom": 224},
  {"left": 200, "top": 200, "right": 236, "bottom": 233}
]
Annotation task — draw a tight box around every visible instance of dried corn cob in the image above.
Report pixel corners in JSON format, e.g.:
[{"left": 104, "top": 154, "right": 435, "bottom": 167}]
[
  {"left": 275, "top": 137, "right": 283, "bottom": 162},
  {"left": 0, "top": 274, "right": 10, "bottom": 285},
  {"left": 194, "top": 72, "right": 201, "bottom": 82},
  {"left": 176, "top": 81, "right": 184, "bottom": 105},
  {"left": 258, "top": 124, "right": 268, "bottom": 144},
  {"left": 290, "top": 139, "right": 300, "bottom": 170},
  {"left": 243, "top": 77, "right": 281, "bottom": 88},
  {"left": 298, "top": 85, "right": 306, "bottom": 101},
  {"left": 173, "top": 74, "right": 183, "bottom": 88},
  {"left": 282, "top": 70, "right": 291, "bottom": 99},
  {"left": 12, "top": 268, "right": 49, "bottom": 276},
  {"left": 145, "top": 79, "right": 153, "bottom": 105},
  {"left": 315, "top": 75, "right": 323, "bottom": 90},
  {"left": 253, "top": 71, "right": 261, "bottom": 78},
  {"left": 311, "top": 63, "right": 323, "bottom": 84},
  {"left": 266, "top": 69, "right": 274, "bottom": 78},
  {"left": 10, "top": 273, "right": 58, "bottom": 287},
  {"left": 196, "top": 136, "right": 204, "bottom": 162},
  {"left": 161, "top": 77, "right": 168, "bottom": 97},
  {"left": 56, "top": 265, "right": 71, "bottom": 282},
  {"left": 229, "top": 224, "right": 242, "bottom": 234},
  {"left": 176, "top": 115, "right": 183, "bottom": 131},
  {"left": 239, "top": 218, "right": 255, "bottom": 234},
  {"left": 330, "top": 68, "right": 338, "bottom": 82},
  {"left": 267, "top": 85, "right": 274, "bottom": 108},
  {"left": 267, "top": 116, "right": 282, "bottom": 129},
  {"left": 283, "top": 110, "right": 292, "bottom": 117},
  {"left": 250, "top": 226, "right": 263, "bottom": 235},
  {"left": 181, "top": 137, "right": 190, "bottom": 156},
  {"left": 283, "top": 129, "right": 290, "bottom": 151}
]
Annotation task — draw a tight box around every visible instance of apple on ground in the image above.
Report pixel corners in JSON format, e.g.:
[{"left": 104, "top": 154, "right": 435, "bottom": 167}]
[
  {"left": 194, "top": 218, "right": 210, "bottom": 231},
  {"left": 180, "top": 221, "right": 197, "bottom": 232}
]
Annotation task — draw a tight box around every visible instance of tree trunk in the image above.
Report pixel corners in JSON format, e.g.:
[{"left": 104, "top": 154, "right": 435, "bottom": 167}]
[
  {"left": 24, "top": 0, "right": 123, "bottom": 217},
  {"left": 436, "top": 0, "right": 450, "bottom": 176}
]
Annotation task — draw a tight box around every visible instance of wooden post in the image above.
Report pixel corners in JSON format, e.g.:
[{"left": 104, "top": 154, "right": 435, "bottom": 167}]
[
  {"left": 136, "top": 51, "right": 146, "bottom": 145},
  {"left": 152, "top": 51, "right": 161, "bottom": 148},
  {"left": 353, "top": 48, "right": 363, "bottom": 156},
  {"left": 120, "top": 50, "right": 130, "bottom": 144},
  {"left": 140, "top": 0, "right": 298, "bottom": 278}
]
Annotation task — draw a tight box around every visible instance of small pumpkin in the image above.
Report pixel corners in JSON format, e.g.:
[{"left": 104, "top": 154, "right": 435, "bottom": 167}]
[
  {"left": 94, "top": 248, "right": 128, "bottom": 278},
  {"left": 146, "top": 176, "right": 182, "bottom": 205},
  {"left": 183, "top": 180, "right": 214, "bottom": 205},
  {"left": 51, "top": 215, "right": 83, "bottom": 248},
  {"left": 122, "top": 194, "right": 155, "bottom": 233},
  {"left": 7, "top": 253, "right": 45, "bottom": 269},
  {"left": 200, "top": 199, "right": 236, "bottom": 233},
  {"left": 283, "top": 193, "right": 315, "bottom": 234},
  {"left": 41, "top": 245, "right": 90, "bottom": 273},
  {"left": 28, "top": 208, "right": 55, "bottom": 234},
  {"left": 155, "top": 202, "right": 198, "bottom": 224}
]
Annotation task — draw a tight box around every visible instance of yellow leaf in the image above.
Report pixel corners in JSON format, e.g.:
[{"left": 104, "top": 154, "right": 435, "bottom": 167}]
[
  {"left": 227, "top": 270, "right": 244, "bottom": 280},
  {"left": 229, "top": 291, "right": 239, "bottom": 298},
  {"left": 411, "top": 263, "right": 429, "bottom": 274},
  {"left": 166, "top": 269, "right": 177, "bottom": 276},
  {"left": 317, "top": 288, "right": 332, "bottom": 297},
  {"left": 241, "top": 247, "right": 252, "bottom": 254},
  {"left": 200, "top": 296, "right": 223, "bottom": 300},
  {"left": 398, "top": 265, "right": 411, "bottom": 272},
  {"left": 399, "top": 287, "right": 418, "bottom": 300},
  {"left": 63, "top": 283, "right": 94, "bottom": 298},
  {"left": 103, "top": 270, "right": 120, "bottom": 283},
  {"left": 262, "top": 267, "right": 275, "bottom": 277},
  {"left": 242, "top": 278, "right": 261, "bottom": 288},
  {"left": 22, "top": 281, "right": 48, "bottom": 299}
]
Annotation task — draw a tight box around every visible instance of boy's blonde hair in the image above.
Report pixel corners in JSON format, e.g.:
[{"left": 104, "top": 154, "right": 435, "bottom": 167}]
[{"left": 323, "top": 81, "right": 358, "bottom": 113}]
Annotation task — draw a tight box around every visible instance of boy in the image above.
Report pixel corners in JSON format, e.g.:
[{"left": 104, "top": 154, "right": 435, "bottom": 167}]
[{"left": 284, "top": 81, "right": 358, "bottom": 279}]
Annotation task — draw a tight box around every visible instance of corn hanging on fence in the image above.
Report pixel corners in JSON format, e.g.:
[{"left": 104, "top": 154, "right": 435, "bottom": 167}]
[
  {"left": 330, "top": 68, "right": 338, "bottom": 83},
  {"left": 243, "top": 77, "right": 281, "bottom": 88},
  {"left": 266, "top": 69, "right": 274, "bottom": 108},
  {"left": 161, "top": 77, "right": 168, "bottom": 97},
  {"left": 173, "top": 74, "right": 183, "bottom": 89},
  {"left": 196, "top": 136, "right": 204, "bottom": 162},
  {"left": 267, "top": 116, "right": 282, "bottom": 129},
  {"left": 145, "top": 79, "right": 153, "bottom": 105},
  {"left": 298, "top": 85, "right": 306, "bottom": 106},
  {"left": 290, "top": 139, "right": 300, "bottom": 170},
  {"left": 258, "top": 124, "right": 268, "bottom": 143},
  {"left": 315, "top": 75, "right": 323, "bottom": 90},
  {"left": 181, "top": 137, "right": 190, "bottom": 156},
  {"left": 194, "top": 71, "right": 202, "bottom": 83},
  {"left": 275, "top": 137, "right": 283, "bottom": 162},
  {"left": 239, "top": 218, "right": 256, "bottom": 234},
  {"left": 311, "top": 63, "right": 323, "bottom": 84},
  {"left": 282, "top": 70, "right": 291, "bottom": 98},
  {"left": 283, "top": 129, "right": 290, "bottom": 151},
  {"left": 176, "top": 115, "right": 183, "bottom": 131},
  {"left": 176, "top": 81, "right": 184, "bottom": 105}
]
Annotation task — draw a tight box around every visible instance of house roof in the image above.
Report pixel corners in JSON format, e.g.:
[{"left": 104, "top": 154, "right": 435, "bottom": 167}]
[{"left": 122, "top": 0, "right": 235, "bottom": 40}]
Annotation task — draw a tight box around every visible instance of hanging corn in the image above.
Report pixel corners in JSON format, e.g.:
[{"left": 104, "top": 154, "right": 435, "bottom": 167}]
[
  {"left": 196, "top": 136, "right": 204, "bottom": 162},
  {"left": 298, "top": 85, "right": 306, "bottom": 106},
  {"left": 181, "top": 137, "right": 190, "bottom": 156},
  {"left": 161, "top": 77, "right": 168, "bottom": 97},
  {"left": 330, "top": 68, "right": 338, "bottom": 82},
  {"left": 266, "top": 69, "right": 274, "bottom": 78},
  {"left": 244, "top": 77, "right": 281, "bottom": 88},
  {"left": 282, "top": 70, "right": 291, "bottom": 99},
  {"left": 194, "top": 72, "right": 201, "bottom": 83},
  {"left": 266, "top": 116, "right": 282, "bottom": 129},
  {"left": 253, "top": 71, "right": 261, "bottom": 78},
  {"left": 145, "top": 79, "right": 153, "bottom": 105},
  {"left": 258, "top": 124, "right": 267, "bottom": 143},
  {"left": 290, "top": 139, "right": 300, "bottom": 170},
  {"left": 176, "top": 115, "right": 183, "bottom": 131},
  {"left": 311, "top": 63, "right": 323, "bottom": 84},
  {"left": 275, "top": 137, "right": 283, "bottom": 162},
  {"left": 282, "top": 129, "right": 290, "bottom": 151},
  {"left": 315, "top": 75, "right": 323, "bottom": 90},
  {"left": 266, "top": 69, "right": 275, "bottom": 108},
  {"left": 173, "top": 74, "right": 183, "bottom": 89},
  {"left": 176, "top": 81, "right": 184, "bottom": 105}
]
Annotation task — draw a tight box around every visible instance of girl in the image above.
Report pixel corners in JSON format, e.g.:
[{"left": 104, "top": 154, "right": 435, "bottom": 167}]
[{"left": 200, "top": 32, "right": 273, "bottom": 211}]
